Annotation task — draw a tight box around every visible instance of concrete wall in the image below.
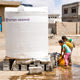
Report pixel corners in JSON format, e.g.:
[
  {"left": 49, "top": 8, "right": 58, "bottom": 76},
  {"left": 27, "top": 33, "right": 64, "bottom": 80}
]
[
  {"left": 78, "top": 3, "right": 80, "bottom": 15},
  {"left": 56, "top": 22, "right": 80, "bottom": 35},
  {"left": 62, "top": 17, "right": 79, "bottom": 22},
  {"left": 62, "top": 2, "right": 80, "bottom": 22},
  {"left": 62, "top": 4, "right": 78, "bottom": 18}
]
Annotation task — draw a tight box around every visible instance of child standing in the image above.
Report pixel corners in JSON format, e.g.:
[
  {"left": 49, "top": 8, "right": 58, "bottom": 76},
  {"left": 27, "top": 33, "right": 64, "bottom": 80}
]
[
  {"left": 58, "top": 40, "right": 71, "bottom": 68},
  {"left": 69, "top": 38, "right": 75, "bottom": 50},
  {"left": 62, "top": 36, "right": 73, "bottom": 65}
]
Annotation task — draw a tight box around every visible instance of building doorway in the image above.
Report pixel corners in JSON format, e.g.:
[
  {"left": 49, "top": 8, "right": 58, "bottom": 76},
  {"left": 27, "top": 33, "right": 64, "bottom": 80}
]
[{"left": 48, "top": 23, "right": 56, "bottom": 34}]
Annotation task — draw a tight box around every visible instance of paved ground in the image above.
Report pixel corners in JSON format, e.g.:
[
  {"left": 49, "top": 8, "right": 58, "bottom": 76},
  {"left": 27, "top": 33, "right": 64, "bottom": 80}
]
[
  {"left": 0, "top": 35, "right": 80, "bottom": 80},
  {"left": 1, "top": 65, "right": 80, "bottom": 80},
  {"left": 0, "top": 46, "right": 80, "bottom": 80}
]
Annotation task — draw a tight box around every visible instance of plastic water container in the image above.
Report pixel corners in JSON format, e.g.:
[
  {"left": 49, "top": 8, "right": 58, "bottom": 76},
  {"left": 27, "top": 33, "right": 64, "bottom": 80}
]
[{"left": 5, "top": 6, "right": 48, "bottom": 59}]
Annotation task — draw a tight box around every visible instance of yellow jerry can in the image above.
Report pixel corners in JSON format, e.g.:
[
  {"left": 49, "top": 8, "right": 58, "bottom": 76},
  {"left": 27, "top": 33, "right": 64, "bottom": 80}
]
[{"left": 58, "top": 56, "right": 65, "bottom": 66}]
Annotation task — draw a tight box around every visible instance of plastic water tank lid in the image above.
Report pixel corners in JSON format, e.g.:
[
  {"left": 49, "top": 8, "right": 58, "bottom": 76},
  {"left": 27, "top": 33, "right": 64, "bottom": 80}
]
[{"left": 18, "top": 5, "right": 24, "bottom": 12}]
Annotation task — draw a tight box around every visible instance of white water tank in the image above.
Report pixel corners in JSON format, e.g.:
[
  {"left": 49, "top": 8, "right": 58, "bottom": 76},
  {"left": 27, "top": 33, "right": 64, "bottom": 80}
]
[{"left": 5, "top": 6, "right": 48, "bottom": 59}]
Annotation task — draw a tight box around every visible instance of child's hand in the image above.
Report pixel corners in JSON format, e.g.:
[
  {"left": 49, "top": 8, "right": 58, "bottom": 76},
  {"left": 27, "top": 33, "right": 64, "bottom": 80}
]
[
  {"left": 62, "top": 49, "right": 64, "bottom": 52},
  {"left": 62, "top": 55, "right": 64, "bottom": 58},
  {"left": 60, "top": 54, "right": 62, "bottom": 56}
]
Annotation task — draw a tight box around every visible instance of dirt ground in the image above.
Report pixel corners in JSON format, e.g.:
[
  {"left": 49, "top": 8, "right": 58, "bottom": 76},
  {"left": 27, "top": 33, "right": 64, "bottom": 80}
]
[{"left": 0, "top": 35, "right": 80, "bottom": 80}]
